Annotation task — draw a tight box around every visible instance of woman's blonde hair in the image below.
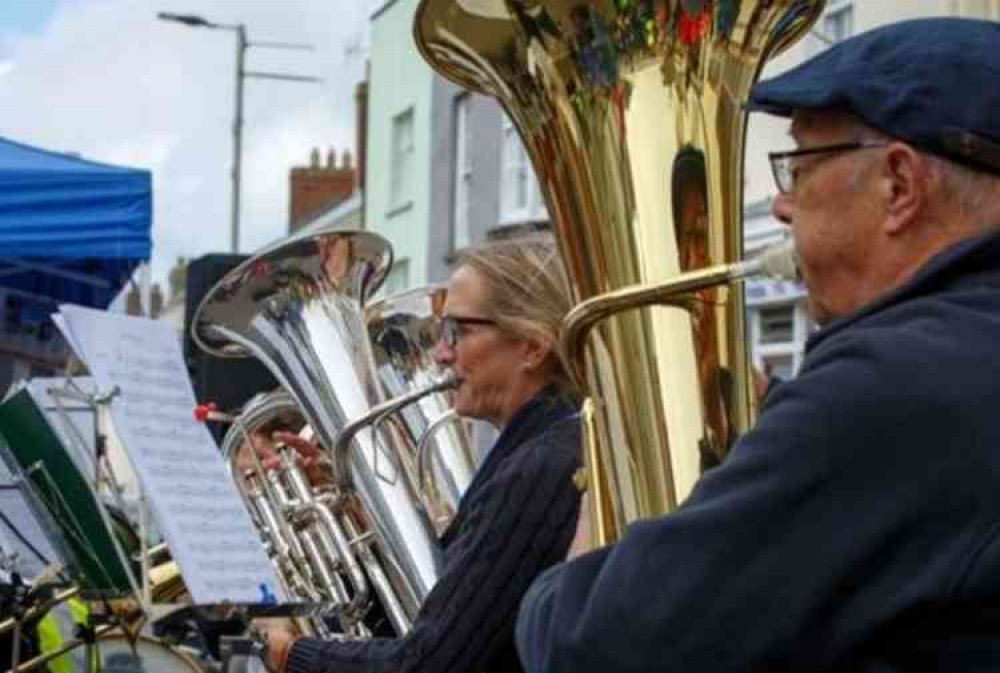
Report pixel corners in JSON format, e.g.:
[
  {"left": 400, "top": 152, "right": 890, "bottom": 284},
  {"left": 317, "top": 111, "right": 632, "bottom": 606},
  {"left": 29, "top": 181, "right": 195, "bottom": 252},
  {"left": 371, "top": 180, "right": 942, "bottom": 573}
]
[{"left": 455, "top": 234, "right": 577, "bottom": 395}]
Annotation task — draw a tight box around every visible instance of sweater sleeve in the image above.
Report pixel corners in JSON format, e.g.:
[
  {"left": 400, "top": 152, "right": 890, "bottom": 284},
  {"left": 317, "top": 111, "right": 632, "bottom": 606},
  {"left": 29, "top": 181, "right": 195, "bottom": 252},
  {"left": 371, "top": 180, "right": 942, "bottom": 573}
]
[
  {"left": 516, "top": 329, "right": 984, "bottom": 673},
  {"left": 287, "top": 417, "right": 582, "bottom": 673}
]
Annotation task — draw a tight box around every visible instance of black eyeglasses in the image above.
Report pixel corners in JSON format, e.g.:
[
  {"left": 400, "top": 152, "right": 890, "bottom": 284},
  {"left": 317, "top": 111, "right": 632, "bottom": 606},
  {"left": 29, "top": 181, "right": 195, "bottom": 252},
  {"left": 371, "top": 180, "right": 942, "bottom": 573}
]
[
  {"left": 769, "top": 141, "right": 889, "bottom": 194},
  {"left": 437, "top": 315, "right": 497, "bottom": 347}
]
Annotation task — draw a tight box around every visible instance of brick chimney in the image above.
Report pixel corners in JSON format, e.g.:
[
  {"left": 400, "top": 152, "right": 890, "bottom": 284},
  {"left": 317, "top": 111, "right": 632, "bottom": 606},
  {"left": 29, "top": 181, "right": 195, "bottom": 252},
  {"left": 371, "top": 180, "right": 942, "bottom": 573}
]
[
  {"left": 288, "top": 146, "right": 356, "bottom": 234},
  {"left": 125, "top": 283, "right": 164, "bottom": 318}
]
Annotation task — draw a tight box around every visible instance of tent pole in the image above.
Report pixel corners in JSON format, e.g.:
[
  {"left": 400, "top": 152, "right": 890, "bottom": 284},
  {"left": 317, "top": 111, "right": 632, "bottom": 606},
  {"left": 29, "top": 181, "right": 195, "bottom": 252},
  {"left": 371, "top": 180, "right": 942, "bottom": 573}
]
[{"left": 141, "top": 263, "right": 152, "bottom": 317}]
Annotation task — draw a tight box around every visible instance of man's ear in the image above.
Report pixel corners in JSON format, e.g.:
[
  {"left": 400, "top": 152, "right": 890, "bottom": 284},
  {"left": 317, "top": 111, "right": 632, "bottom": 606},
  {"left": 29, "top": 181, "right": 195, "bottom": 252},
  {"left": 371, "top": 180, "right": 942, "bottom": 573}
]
[{"left": 880, "top": 142, "right": 928, "bottom": 236}]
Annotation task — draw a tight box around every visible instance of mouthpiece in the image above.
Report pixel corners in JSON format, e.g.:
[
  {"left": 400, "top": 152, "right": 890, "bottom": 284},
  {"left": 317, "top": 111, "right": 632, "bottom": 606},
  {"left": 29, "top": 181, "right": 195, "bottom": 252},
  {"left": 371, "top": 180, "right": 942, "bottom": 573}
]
[{"left": 732, "top": 240, "right": 800, "bottom": 283}]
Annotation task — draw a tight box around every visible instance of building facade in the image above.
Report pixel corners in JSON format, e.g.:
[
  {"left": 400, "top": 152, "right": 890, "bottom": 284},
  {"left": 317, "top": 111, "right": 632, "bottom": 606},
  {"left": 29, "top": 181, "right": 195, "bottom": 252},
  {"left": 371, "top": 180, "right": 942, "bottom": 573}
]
[
  {"left": 427, "top": 80, "right": 549, "bottom": 284},
  {"left": 427, "top": 83, "right": 501, "bottom": 283},
  {"left": 366, "top": 0, "right": 437, "bottom": 295}
]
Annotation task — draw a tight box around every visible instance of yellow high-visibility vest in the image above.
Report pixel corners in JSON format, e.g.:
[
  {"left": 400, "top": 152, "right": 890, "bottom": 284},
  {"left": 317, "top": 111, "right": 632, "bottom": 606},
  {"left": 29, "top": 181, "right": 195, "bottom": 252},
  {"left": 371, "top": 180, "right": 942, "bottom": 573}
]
[{"left": 36, "top": 596, "right": 91, "bottom": 673}]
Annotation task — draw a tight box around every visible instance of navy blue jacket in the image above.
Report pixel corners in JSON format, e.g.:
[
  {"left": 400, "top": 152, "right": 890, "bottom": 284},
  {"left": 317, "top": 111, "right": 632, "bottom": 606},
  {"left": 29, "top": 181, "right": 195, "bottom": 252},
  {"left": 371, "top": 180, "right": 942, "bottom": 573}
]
[
  {"left": 288, "top": 387, "right": 581, "bottom": 673},
  {"left": 517, "top": 232, "right": 1000, "bottom": 673}
]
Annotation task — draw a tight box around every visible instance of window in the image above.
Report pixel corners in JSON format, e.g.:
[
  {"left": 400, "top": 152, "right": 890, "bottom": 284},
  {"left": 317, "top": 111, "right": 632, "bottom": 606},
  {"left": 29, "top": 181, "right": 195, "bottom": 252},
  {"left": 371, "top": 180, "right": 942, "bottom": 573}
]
[
  {"left": 823, "top": 0, "right": 853, "bottom": 43},
  {"left": 499, "top": 116, "right": 547, "bottom": 224},
  {"left": 384, "top": 258, "right": 410, "bottom": 295},
  {"left": 390, "top": 108, "right": 415, "bottom": 210},
  {"left": 452, "top": 94, "right": 472, "bottom": 250},
  {"left": 758, "top": 305, "right": 794, "bottom": 345}
]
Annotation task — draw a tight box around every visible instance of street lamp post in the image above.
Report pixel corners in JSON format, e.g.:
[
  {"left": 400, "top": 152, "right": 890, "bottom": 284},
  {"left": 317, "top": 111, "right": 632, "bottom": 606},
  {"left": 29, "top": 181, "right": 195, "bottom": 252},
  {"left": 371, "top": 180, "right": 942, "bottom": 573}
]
[
  {"left": 233, "top": 24, "right": 247, "bottom": 255},
  {"left": 158, "top": 12, "right": 320, "bottom": 254}
]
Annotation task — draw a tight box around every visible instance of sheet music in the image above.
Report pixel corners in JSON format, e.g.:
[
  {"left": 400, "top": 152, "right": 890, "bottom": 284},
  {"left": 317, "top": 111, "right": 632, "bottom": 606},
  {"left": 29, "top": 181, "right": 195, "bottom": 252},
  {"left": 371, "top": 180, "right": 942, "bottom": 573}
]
[
  {"left": 52, "top": 313, "right": 84, "bottom": 358},
  {"left": 57, "top": 305, "right": 284, "bottom": 605}
]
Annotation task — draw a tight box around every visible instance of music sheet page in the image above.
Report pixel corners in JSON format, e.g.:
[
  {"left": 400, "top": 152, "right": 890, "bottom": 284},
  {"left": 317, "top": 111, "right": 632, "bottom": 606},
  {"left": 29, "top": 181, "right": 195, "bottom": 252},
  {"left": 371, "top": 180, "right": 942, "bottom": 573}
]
[{"left": 57, "top": 304, "right": 284, "bottom": 605}]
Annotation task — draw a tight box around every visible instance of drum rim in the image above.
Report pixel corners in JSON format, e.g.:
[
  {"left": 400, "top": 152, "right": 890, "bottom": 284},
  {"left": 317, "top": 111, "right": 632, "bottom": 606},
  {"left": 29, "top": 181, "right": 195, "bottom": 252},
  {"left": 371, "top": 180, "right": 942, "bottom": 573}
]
[{"left": 94, "top": 632, "right": 204, "bottom": 672}]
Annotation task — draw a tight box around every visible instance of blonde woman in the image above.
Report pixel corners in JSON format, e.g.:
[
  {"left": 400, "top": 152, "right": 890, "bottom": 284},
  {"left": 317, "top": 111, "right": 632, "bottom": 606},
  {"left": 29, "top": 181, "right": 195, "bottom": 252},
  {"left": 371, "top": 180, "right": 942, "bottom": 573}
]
[{"left": 261, "top": 235, "right": 583, "bottom": 673}]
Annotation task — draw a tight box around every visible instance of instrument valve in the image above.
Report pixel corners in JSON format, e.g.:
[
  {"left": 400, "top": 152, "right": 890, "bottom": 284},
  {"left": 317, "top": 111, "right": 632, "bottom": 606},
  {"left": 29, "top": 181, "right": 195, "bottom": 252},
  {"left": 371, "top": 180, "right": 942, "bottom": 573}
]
[
  {"left": 314, "top": 490, "right": 343, "bottom": 509},
  {"left": 348, "top": 531, "right": 374, "bottom": 549}
]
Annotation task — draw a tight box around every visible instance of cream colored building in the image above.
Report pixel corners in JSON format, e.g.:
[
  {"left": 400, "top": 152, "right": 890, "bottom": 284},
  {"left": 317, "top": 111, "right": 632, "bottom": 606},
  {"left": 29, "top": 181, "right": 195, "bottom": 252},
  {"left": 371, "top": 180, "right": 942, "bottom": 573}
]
[{"left": 742, "top": 0, "right": 999, "bottom": 380}]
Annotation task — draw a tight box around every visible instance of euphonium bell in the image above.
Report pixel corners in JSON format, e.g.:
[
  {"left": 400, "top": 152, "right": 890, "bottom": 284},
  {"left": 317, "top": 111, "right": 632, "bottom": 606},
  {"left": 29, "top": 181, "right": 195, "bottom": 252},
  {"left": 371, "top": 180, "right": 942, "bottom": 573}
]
[
  {"left": 415, "top": 0, "right": 824, "bottom": 543},
  {"left": 193, "top": 228, "right": 447, "bottom": 635}
]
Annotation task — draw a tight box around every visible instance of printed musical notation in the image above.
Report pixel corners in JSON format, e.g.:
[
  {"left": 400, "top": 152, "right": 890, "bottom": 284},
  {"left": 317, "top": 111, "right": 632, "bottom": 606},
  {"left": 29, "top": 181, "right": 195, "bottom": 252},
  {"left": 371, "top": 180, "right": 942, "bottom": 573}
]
[{"left": 56, "top": 305, "right": 284, "bottom": 605}]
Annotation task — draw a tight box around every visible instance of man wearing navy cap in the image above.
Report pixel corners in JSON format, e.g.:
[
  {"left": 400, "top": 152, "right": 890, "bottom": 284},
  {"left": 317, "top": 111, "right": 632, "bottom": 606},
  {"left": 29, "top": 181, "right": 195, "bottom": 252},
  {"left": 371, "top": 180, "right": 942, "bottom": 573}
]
[{"left": 516, "top": 17, "right": 1000, "bottom": 673}]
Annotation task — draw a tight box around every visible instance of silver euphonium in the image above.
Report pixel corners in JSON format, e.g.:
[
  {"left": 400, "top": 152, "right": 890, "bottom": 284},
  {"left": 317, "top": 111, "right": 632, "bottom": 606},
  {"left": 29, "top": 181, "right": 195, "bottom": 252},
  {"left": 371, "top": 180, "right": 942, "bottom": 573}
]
[
  {"left": 365, "top": 285, "right": 478, "bottom": 535},
  {"left": 192, "top": 228, "right": 453, "bottom": 636}
]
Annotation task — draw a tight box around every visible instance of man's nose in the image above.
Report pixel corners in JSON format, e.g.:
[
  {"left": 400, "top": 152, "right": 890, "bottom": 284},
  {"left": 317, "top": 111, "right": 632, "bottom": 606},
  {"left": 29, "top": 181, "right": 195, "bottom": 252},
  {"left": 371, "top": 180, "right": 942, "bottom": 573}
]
[{"left": 771, "top": 191, "right": 794, "bottom": 226}]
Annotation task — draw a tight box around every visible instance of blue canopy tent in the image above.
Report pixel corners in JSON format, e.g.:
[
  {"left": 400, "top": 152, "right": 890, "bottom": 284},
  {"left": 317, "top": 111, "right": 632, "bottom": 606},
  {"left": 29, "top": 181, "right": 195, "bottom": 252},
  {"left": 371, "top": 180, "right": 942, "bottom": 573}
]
[{"left": 0, "top": 136, "right": 152, "bottom": 313}]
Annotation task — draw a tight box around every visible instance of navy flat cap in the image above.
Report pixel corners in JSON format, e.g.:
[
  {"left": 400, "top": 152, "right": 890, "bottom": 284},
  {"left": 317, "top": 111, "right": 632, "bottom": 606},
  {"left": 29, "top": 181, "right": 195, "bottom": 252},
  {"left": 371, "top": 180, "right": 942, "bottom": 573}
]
[{"left": 748, "top": 18, "right": 1000, "bottom": 174}]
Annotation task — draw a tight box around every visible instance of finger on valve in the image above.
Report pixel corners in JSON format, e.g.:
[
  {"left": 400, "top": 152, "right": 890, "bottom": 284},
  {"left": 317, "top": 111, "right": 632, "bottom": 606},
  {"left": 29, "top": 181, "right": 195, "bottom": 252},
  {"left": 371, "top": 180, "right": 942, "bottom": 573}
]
[
  {"left": 235, "top": 431, "right": 281, "bottom": 474},
  {"left": 271, "top": 431, "right": 332, "bottom": 486}
]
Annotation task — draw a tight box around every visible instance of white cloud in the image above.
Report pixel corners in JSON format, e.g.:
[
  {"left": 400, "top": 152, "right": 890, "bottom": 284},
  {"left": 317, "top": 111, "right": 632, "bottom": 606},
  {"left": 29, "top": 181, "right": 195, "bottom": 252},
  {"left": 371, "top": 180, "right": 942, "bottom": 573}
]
[{"left": 0, "top": 0, "right": 375, "bottom": 286}]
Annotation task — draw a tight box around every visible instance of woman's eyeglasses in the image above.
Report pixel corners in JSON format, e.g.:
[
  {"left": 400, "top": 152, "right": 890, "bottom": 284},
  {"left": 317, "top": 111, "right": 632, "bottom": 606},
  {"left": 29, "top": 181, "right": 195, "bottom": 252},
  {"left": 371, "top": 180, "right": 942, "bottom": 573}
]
[{"left": 437, "top": 315, "right": 496, "bottom": 347}]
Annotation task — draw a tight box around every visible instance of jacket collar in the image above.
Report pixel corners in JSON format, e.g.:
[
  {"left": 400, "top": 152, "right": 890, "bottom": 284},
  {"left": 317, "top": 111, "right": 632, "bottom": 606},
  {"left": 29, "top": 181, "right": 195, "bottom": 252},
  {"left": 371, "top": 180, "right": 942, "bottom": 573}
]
[{"left": 807, "top": 229, "right": 1000, "bottom": 352}]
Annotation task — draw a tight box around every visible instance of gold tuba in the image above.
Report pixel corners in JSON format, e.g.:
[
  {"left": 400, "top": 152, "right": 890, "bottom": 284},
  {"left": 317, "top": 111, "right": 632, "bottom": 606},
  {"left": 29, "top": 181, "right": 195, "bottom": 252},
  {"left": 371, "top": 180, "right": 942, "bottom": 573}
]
[
  {"left": 193, "top": 228, "right": 453, "bottom": 636},
  {"left": 415, "top": 0, "right": 822, "bottom": 544}
]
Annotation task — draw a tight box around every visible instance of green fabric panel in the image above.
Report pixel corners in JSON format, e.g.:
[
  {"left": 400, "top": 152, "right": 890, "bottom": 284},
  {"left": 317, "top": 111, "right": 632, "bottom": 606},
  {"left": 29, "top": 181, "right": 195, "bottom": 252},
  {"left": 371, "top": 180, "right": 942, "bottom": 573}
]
[{"left": 0, "top": 389, "right": 133, "bottom": 597}]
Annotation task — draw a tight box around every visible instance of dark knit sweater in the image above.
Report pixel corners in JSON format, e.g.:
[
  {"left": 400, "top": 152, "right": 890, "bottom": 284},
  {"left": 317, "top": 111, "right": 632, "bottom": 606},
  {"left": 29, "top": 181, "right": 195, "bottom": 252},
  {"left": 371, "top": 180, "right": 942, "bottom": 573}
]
[{"left": 286, "top": 387, "right": 581, "bottom": 673}]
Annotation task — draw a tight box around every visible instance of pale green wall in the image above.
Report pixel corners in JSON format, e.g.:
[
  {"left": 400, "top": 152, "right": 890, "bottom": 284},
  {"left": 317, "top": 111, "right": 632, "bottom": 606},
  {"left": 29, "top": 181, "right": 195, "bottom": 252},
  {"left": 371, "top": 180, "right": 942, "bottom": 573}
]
[{"left": 366, "top": 0, "right": 434, "bottom": 291}]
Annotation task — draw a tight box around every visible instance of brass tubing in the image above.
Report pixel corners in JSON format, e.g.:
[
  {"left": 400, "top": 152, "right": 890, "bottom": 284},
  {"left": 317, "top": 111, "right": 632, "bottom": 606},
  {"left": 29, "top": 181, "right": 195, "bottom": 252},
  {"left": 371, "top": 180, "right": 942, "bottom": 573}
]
[
  {"left": 416, "top": 411, "right": 462, "bottom": 498},
  {"left": 332, "top": 378, "right": 458, "bottom": 492},
  {"left": 562, "top": 263, "right": 746, "bottom": 387}
]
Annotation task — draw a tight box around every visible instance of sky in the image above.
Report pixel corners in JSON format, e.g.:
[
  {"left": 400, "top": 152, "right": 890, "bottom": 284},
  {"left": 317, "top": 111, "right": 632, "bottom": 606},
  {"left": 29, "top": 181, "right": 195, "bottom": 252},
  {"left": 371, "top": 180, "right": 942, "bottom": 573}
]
[{"left": 0, "top": 0, "right": 378, "bottom": 293}]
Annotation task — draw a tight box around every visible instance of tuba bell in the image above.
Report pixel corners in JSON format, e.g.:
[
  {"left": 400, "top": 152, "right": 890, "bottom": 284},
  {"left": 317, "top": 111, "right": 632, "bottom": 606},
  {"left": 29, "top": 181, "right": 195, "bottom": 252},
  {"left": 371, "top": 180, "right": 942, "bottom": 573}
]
[
  {"left": 415, "top": 0, "right": 823, "bottom": 544},
  {"left": 192, "top": 228, "right": 451, "bottom": 636}
]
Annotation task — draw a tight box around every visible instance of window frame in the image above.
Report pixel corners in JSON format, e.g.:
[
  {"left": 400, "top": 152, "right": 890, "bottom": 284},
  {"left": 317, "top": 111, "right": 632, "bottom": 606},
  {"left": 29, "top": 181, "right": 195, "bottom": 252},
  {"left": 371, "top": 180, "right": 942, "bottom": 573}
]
[
  {"left": 822, "top": 0, "right": 854, "bottom": 43},
  {"left": 498, "top": 116, "right": 547, "bottom": 225},
  {"left": 451, "top": 94, "right": 473, "bottom": 251},
  {"left": 389, "top": 107, "right": 416, "bottom": 212}
]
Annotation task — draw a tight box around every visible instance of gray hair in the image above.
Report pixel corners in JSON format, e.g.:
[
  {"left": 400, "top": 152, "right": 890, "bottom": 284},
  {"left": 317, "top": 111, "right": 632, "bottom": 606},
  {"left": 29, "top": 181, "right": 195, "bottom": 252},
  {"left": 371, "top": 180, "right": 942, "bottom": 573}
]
[
  {"left": 923, "top": 156, "right": 1000, "bottom": 228},
  {"left": 842, "top": 115, "right": 1000, "bottom": 228}
]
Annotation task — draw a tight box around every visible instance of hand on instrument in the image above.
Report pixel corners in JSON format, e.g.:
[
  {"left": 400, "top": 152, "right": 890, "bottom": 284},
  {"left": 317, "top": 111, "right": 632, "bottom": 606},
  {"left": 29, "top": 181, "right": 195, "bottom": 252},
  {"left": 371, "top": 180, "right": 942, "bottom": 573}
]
[
  {"left": 254, "top": 617, "right": 300, "bottom": 673},
  {"left": 235, "top": 431, "right": 332, "bottom": 486},
  {"left": 272, "top": 431, "right": 333, "bottom": 485},
  {"left": 566, "top": 493, "right": 593, "bottom": 560},
  {"left": 235, "top": 432, "right": 281, "bottom": 474}
]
